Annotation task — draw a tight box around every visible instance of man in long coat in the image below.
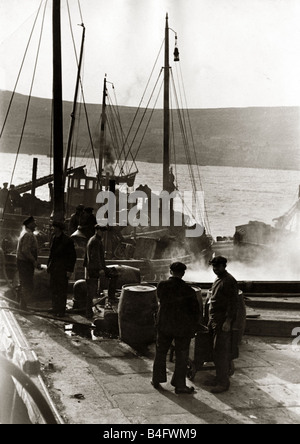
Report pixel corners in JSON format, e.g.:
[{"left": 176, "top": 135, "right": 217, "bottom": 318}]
[
  {"left": 152, "top": 262, "right": 199, "bottom": 394},
  {"left": 47, "top": 221, "right": 76, "bottom": 316},
  {"left": 207, "top": 256, "right": 238, "bottom": 393},
  {"left": 16, "top": 216, "right": 39, "bottom": 309}
]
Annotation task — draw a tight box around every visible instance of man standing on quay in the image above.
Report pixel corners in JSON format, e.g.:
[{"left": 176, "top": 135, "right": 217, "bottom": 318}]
[
  {"left": 47, "top": 221, "right": 76, "bottom": 317},
  {"left": 83, "top": 224, "right": 118, "bottom": 319},
  {"left": 152, "top": 262, "right": 199, "bottom": 394},
  {"left": 16, "top": 216, "right": 39, "bottom": 309},
  {"left": 206, "top": 256, "right": 238, "bottom": 393}
]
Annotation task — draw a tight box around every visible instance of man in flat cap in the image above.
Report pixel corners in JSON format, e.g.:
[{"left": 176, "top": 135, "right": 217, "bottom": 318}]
[
  {"left": 152, "top": 262, "right": 199, "bottom": 394},
  {"left": 47, "top": 221, "right": 76, "bottom": 316},
  {"left": 206, "top": 256, "right": 238, "bottom": 393},
  {"left": 16, "top": 216, "right": 39, "bottom": 309}
]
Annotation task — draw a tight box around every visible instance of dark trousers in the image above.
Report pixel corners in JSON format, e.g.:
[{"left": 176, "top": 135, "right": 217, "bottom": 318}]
[
  {"left": 17, "top": 260, "right": 34, "bottom": 306},
  {"left": 211, "top": 327, "right": 231, "bottom": 387},
  {"left": 86, "top": 269, "right": 118, "bottom": 304},
  {"left": 49, "top": 271, "right": 68, "bottom": 315},
  {"left": 152, "top": 331, "right": 191, "bottom": 389},
  {"left": 86, "top": 277, "right": 98, "bottom": 317}
]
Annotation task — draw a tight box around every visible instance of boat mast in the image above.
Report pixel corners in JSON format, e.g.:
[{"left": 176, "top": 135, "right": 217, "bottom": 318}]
[
  {"left": 98, "top": 75, "right": 107, "bottom": 188},
  {"left": 52, "top": 0, "right": 64, "bottom": 222},
  {"left": 63, "top": 23, "right": 86, "bottom": 185},
  {"left": 163, "top": 13, "right": 170, "bottom": 191}
]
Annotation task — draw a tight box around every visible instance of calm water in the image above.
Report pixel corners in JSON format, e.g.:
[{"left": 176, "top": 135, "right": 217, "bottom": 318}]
[{"left": 1, "top": 152, "right": 299, "bottom": 239}]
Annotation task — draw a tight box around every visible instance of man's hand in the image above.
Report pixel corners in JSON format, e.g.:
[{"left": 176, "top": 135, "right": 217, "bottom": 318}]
[
  {"left": 222, "top": 319, "right": 231, "bottom": 332},
  {"left": 66, "top": 271, "right": 73, "bottom": 279}
]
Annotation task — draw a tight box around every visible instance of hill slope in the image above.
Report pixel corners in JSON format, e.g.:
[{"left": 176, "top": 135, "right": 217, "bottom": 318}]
[{"left": 0, "top": 90, "right": 299, "bottom": 170}]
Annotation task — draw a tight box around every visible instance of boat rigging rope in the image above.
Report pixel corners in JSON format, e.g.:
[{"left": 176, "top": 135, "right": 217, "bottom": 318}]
[
  {"left": 0, "top": 0, "right": 47, "bottom": 217},
  {"left": 118, "top": 39, "right": 165, "bottom": 174},
  {"left": 76, "top": 0, "right": 84, "bottom": 24},
  {"left": 104, "top": 90, "right": 134, "bottom": 176},
  {"left": 170, "top": 79, "right": 203, "bottom": 224},
  {"left": 65, "top": 0, "right": 99, "bottom": 181},
  {"left": 0, "top": 0, "right": 44, "bottom": 141},
  {"left": 171, "top": 63, "right": 211, "bottom": 234},
  {"left": 107, "top": 86, "right": 139, "bottom": 176},
  {"left": 126, "top": 74, "right": 164, "bottom": 173}
]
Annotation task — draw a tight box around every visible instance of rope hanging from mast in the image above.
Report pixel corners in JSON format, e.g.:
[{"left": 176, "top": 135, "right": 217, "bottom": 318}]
[
  {"left": 118, "top": 39, "right": 165, "bottom": 174},
  {"left": 105, "top": 85, "right": 139, "bottom": 177},
  {"left": 170, "top": 58, "right": 211, "bottom": 233},
  {"left": 0, "top": 0, "right": 47, "bottom": 217}
]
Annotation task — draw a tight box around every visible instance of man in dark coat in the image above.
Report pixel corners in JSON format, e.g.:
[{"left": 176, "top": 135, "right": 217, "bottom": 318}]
[
  {"left": 0, "top": 182, "right": 9, "bottom": 207},
  {"left": 206, "top": 256, "right": 238, "bottom": 394},
  {"left": 152, "top": 262, "right": 199, "bottom": 394},
  {"left": 80, "top": 207, "right": 97, "bottom": 239},
  {"left": 47, "top": 221, "right": 77, "bottom": 316}
]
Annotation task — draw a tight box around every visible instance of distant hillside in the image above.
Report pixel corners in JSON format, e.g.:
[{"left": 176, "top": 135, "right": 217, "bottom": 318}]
[{"left": 0, "top": 90, "right": 299, "bottom": 170}]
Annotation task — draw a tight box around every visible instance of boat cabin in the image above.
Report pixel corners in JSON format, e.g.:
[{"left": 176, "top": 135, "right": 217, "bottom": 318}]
[{"left": 66, "top": 167, "right": 99, "bottom": 217}]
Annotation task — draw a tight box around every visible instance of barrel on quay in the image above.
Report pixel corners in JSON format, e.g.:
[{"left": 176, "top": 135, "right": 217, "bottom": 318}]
[{"left": 118, "top": 284, "right": 158, "bottom": 349}]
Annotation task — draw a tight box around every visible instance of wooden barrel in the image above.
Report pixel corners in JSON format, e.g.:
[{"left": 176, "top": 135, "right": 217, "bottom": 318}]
[{"left": 118, "top": 284, "right": 158, "bottom": 349}]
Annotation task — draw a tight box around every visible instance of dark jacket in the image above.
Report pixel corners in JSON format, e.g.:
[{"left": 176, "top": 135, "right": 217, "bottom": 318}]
[
  {"left": 156, "top": 276, "right": 200, "bottom": 338},
  {"left": 47, "top": 233, "right": 76, "bottom": 274},
  {"left": 208, "top": 271, "right": 238, "bottom": 327},
  {"left": 80, "top": 212, "right": 97, "bottom": 239},
  {"left": 83, "top": 234, "right": 106, "bottom": 272}
]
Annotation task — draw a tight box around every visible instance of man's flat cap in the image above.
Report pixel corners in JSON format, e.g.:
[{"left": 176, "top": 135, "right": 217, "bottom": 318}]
[
  {"left": 209, "top": 256, "right": 227, "bottom": 265},
  {"left": 95, "top": 223, "right": 108, "bottom": 231},
  {"left": 170, "top": 262, "right": 187, "bottom": 273},
  {"left": 52, "top": 220, "right": 65, "bottom": 230},
  {"left": 23, "top": 216, "right": 35, "bottom": 226}
]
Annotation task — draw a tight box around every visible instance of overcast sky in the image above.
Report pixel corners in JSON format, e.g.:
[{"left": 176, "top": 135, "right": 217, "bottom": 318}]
[{"left": 1, "top": 0, "right": 300, "bottom": 109}]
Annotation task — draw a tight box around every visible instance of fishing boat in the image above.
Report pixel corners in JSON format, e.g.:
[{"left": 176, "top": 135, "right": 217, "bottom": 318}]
[
  {"left": 0, "top": 4, "right": 213, "bottom": 281},
  {"left": 233, "top": 185, "right": 300, "bottom": 265}
]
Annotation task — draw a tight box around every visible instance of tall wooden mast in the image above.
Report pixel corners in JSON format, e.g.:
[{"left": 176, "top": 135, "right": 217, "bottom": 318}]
[
  {"left": 163, "top": 13, "right": 170, "bottom": 191},
  {"left": 52, "top": 0, "right": 64, "bottom": 222},
  {"left": 98, "top": 75, "right": 107, "bottom": 188},
  {"left": 63, "top": 23, "right": 86, "bottom": 185}
]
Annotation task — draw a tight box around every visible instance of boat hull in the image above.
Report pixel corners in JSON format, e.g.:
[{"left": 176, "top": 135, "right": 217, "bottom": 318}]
[{"left": 233, "top": 220, "right": 298, "bottom": 263}]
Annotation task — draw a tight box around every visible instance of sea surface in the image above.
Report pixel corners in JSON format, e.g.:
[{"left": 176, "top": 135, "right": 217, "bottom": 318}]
[{"left": 1, "top": 152, "right": 300, "bottom": 280}]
